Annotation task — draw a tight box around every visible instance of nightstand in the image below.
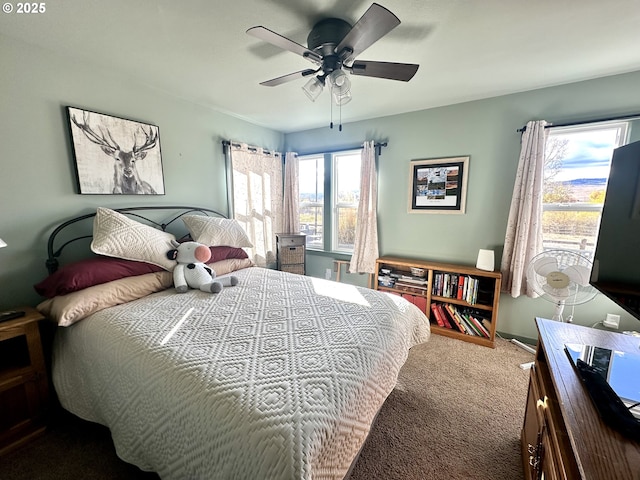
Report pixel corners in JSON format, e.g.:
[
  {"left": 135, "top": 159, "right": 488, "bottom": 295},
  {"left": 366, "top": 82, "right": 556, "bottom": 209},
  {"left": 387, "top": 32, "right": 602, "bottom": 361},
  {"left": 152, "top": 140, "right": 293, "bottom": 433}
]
[
  {"left": 276, "top": 233, "right": 306, "bottom": 275},
  {"left": 0, "top": 307, "right": 49, "bottom": 455}
]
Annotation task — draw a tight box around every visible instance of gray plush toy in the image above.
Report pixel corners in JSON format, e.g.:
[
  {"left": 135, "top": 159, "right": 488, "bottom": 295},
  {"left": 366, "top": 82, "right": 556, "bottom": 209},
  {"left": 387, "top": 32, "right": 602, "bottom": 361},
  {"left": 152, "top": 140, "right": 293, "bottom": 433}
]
[{"left": 166, "top": 240, "right": 238, "bottom": 293}]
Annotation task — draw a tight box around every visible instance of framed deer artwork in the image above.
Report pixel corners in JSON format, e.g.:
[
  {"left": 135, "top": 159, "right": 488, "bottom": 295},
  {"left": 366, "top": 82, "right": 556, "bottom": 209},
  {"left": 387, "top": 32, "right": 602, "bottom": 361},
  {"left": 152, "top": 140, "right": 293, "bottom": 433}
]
[{"left": 66, "top": 107, "right": 165, "bottom": 195}]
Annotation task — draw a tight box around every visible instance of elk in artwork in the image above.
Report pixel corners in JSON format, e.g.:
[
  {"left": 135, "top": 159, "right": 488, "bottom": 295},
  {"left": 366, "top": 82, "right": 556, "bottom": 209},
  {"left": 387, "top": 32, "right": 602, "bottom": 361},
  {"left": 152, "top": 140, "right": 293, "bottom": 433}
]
[{"left": 71, "top": 111, "right": 159, "bottom": 194}]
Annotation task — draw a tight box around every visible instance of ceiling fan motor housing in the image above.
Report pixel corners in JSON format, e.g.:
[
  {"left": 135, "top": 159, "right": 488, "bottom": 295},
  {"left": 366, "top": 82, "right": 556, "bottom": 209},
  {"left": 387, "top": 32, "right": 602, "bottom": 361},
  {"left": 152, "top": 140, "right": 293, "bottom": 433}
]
[{"left": 307, "top": 18, "right": 351, "bottom": 52}]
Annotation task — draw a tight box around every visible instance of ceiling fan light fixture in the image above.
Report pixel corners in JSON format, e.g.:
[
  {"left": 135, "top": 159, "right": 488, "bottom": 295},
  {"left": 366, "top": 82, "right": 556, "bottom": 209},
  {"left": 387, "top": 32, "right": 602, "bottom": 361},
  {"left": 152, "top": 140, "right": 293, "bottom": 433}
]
[
  {"left": 332, "top": 89, "right": 352, "bottom": 105},
  {"left": 328, "top": 70, "right": 349, "bottom": 89},
  {"left": 328, "top": 70, "right": 352, "bottom": 105},
  {"left": 302, "top": 77, "right": 324, "bottom": 102}
]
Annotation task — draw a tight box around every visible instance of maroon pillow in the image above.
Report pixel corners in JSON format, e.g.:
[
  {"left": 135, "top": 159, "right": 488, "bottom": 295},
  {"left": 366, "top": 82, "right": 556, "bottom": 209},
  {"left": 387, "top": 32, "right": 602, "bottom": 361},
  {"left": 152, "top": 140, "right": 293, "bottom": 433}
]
[
  {"left": 34, "top": 256, "right": 164, "bottom": 298},
  {"left": 208, "top": 246, "right": 248, "bottom": 262}
]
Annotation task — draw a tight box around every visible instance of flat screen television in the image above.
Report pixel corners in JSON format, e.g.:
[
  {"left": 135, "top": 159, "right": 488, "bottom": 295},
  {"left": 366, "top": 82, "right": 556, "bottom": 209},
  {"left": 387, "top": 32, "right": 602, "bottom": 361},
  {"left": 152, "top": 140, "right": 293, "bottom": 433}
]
[{"left": 590, "top": 140, "right": 640, "bottom": 320}]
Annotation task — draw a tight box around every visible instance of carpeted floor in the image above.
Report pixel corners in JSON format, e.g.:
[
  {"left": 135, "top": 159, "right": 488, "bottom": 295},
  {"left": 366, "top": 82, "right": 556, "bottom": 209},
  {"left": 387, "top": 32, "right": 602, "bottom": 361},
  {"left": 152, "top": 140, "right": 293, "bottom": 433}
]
[{"left": 1, "top": 334, "right": 533, "bottom": 479}]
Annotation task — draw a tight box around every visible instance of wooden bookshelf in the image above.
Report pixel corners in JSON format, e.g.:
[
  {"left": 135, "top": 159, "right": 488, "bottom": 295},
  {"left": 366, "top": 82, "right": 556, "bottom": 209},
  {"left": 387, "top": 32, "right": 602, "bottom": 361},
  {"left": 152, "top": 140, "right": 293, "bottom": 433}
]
[{"left": 375, "top": 256, "right": 502, "bottom": 348}]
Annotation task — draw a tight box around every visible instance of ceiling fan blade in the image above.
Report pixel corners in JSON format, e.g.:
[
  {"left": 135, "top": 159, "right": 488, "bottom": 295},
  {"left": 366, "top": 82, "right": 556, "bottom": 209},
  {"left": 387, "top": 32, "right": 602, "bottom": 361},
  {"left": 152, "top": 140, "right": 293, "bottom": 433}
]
[
  {"left": 260, "top": 69, "right": 319, "bottom": 87},
  {"left": 336, "top": 3, "right": 401, "bottom": 64},
  {"left": 350, "top": 61, "right": 419, "bottom": 81},
  {"left": 247, "top": 26, "right": 322, "bottom": 64}
]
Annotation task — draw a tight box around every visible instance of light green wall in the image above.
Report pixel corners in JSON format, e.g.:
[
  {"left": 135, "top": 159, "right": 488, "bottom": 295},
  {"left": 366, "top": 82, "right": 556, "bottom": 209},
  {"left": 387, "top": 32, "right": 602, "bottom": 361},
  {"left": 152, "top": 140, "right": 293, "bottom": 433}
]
[
  {"left": 285, "top": 71, "right": 640, "bottom": 341},
  {"left": 0, "top": 35, "right": 283, "bottom": 309},
  {"left": 2, "top": 33, "right": 640, "bottom": 342}
]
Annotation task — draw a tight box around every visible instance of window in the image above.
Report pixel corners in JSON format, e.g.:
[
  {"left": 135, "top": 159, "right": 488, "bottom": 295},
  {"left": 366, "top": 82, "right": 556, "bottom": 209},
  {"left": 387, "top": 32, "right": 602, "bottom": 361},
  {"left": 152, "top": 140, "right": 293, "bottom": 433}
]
[
  {"left": 298, "top": 149, "right": 361, "bottom": 253},
  {"left": 542, "top": 121, "right": 629, "bottom": 257},
  {"left": 298, "top": 155, "right": 324, "bottom": 250}
]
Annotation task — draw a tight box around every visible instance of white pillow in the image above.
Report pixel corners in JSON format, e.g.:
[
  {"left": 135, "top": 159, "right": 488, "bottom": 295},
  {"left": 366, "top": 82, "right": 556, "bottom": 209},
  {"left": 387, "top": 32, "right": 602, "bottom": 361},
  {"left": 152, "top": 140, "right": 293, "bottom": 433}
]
[
  {"left": 182, "top": 215, "right": 253, "bottom": 248},
  {"left": 91, "top": 207, "right": 177, "bottom": 270}
]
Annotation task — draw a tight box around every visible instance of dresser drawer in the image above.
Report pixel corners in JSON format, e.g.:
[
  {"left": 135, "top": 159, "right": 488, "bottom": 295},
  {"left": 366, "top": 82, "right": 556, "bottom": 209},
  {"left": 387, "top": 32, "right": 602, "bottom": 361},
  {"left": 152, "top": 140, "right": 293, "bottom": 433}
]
[
  {"left": 279, "top": 245, "right": 304, "bottom": 265},
  {"left": 277, "top": 235, "right": 305, "bottom": 247},
  {"left": 281, "top": 264, "right": 305, "bottom": 275}
]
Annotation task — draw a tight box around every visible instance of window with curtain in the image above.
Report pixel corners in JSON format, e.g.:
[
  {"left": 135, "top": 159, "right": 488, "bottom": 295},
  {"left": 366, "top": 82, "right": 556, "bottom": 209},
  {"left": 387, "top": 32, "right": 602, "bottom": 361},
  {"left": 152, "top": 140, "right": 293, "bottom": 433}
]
[
  {"left": 542, "top": 121, "right": 629, "bottom": 257},
  {"left": 298, "top": 149, "right": 361, "bottom": 253},
  {"left": 227, "top": 142, "right": 283, "bottom": 268}
]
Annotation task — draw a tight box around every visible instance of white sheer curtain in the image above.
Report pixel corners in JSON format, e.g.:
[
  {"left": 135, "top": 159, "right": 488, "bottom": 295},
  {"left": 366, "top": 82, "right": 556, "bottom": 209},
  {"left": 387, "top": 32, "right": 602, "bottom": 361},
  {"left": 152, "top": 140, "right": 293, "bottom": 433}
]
[
  {"left": 227, "top": 141, "right": 283, "bottom": 268},
  {"left": 349, "top": 141, "right": 379, "bottom": 274},
  {"left": 500, "top": 120, "right": 548, "bottom": 297},
  {"left": 282, "top": 151, "right": 300, "bottom": 234}
]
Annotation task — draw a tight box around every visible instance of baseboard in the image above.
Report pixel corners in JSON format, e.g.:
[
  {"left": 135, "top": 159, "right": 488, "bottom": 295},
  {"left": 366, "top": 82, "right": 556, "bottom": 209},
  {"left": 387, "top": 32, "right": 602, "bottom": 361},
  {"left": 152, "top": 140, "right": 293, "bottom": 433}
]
[{"left": 496, "top": 331, "right": 537, "bottom": 347}]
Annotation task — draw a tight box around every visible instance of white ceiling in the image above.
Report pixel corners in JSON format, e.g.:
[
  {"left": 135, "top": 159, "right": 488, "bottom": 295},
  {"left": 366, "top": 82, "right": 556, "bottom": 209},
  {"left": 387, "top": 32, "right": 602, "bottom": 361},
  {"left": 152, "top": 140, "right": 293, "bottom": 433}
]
[{"left": 2, "top": 0, "right": 640, "bottom": 133}]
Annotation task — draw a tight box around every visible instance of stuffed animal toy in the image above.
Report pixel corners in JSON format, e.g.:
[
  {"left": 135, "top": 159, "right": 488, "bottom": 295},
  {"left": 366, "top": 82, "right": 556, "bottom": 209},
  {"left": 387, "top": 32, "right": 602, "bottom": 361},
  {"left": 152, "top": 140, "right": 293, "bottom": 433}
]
[{"left": 166, "top": 240, "right": 238, "bottom": 293}]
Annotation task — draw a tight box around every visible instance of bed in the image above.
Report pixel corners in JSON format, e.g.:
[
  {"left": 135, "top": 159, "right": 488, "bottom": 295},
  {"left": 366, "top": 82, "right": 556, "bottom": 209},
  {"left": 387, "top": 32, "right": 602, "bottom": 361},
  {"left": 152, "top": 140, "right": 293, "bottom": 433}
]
[{"left": 36, "top": 206, "right": 430, "bottom": 479}]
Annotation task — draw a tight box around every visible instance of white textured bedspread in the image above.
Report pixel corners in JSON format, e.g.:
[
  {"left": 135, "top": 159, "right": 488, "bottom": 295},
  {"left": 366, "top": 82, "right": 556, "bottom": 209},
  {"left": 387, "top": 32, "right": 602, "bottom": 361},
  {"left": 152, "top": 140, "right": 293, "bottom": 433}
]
[{"left": 53, "top": 267, "right": 430, "bottom": 479}]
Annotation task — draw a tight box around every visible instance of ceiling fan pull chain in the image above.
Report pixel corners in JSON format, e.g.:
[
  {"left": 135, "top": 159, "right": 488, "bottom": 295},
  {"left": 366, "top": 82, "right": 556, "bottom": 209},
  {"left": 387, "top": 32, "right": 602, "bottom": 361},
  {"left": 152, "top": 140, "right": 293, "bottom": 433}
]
[
  {"left": 339, "top": 102, "right": 343, "bottom": 131},
  {"left": 330, "top": 92, "right": 334, "bottom": 129}
]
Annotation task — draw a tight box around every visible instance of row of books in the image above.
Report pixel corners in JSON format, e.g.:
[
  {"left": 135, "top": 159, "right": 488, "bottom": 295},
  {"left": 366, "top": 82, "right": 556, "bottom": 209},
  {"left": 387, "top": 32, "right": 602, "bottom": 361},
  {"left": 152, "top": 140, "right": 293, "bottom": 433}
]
[
  {"left": 432, "top": 272, "right": 480, "bottom": 305},
  {"left": 378, "top": 271, "right": 428, "bottom": 295},
  {"left": 430, "top": 302, "right": 491, "bottom": 338}
]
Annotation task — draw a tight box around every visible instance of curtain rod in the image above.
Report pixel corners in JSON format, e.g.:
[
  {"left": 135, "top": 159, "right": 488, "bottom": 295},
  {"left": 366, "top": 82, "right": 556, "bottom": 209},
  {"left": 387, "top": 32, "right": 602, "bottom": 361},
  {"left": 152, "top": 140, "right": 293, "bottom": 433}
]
[
  {"left": 221, "top": 140, "right": 280, "bottom": 156},
  {"left": 222, "top": 140, "right": 388, "bottom": 156},
  {"left": 517, "top": 113, "right": 640, "bottom": 133},
  {"left": 297, "top": 142, "right": 388, "bottom": 157}
]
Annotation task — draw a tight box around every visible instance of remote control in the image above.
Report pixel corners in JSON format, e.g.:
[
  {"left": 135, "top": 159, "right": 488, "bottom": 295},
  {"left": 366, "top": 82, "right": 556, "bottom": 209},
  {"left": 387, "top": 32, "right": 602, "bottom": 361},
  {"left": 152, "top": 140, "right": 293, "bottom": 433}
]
[{"left": 0, "top": 310, "right": 26, "bottom": 323}]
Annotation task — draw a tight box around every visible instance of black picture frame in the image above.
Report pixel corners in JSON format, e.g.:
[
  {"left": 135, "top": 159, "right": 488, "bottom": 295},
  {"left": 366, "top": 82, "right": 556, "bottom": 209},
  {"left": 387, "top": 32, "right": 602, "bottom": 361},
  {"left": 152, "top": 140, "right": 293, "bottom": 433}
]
[
  {"left": 408, "top": 156, "right": 469, "bottom": 214},
  {"left": 66, "top": 106, "right": 165, "bottom": 195}
]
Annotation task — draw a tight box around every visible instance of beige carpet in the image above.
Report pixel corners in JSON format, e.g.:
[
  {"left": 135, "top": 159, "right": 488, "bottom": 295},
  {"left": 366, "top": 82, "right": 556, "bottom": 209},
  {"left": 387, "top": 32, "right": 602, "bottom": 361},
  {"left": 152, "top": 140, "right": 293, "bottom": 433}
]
[
  {"left": 348, "top": 335, "right": 533, "bottom": 479},
  {"left": 1, "top": 335, "right": 533, "bottom": 479}
]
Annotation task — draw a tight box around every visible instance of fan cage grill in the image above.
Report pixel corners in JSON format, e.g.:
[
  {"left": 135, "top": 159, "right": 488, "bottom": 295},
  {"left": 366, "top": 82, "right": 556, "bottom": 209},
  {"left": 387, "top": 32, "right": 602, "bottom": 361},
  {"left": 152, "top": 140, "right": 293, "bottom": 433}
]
[{"left": 526, "top": 249, "right": 598, "bottom": 306}]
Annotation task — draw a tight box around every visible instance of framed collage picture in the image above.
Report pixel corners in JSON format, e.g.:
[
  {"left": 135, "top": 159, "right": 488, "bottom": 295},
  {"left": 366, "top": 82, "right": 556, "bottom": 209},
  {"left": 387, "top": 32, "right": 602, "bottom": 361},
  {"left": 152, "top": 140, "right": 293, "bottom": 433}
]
[{"left": 408, "top": 156, "right": 469, "bottom": 214}]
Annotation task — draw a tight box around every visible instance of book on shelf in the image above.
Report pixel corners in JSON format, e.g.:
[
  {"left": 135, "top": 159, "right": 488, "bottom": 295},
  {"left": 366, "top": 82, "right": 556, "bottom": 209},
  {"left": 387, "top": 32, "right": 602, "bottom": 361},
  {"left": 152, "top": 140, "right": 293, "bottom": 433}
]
[
  {"left": 434, "top": 303, "right": 453, "bottom": 330},
  {"left": 437, "top": 303, "right": 494, "bottom": 338},
  {"left": 459, "top": 307, "right": 492, "bottom": 338},
  {"left": 412, "top": 294, "right": 427, "bottom": 312},
  {"left": 438, "top": 304, "right": 453, "bottom": 329},
  {"left": 432, "top": 272, "right": 483, "bottom": 305},
  {"left": 457, "top": 275, "right": 464, "bottom": 300},
  {"left": 394, "top": 281, "right": 428, "bottom": 295},
  {"left": 459, "top": 311, "right": 482, "bottom": 336},
  {"left": 444, "top": 303, "right": 468, "bottom": 334},
  {"left": 466, "top": 314, "right": 490, "bottom": 338},
  {"left": 398, "top": 275, "right": 428, "bottom": 286},
  {"left": 430, "top": 303, "right": 445, "bottom": 327},
  {"left": 453, "top": 306, "right": 479, "bottom": 336}
]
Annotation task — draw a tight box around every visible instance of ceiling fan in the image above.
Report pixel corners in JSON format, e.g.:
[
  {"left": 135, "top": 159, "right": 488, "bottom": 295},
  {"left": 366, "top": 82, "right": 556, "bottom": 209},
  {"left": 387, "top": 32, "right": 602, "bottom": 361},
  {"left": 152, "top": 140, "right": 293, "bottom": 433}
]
[{"left": 246, "top": 2, "right": 419, "bottom": 109}]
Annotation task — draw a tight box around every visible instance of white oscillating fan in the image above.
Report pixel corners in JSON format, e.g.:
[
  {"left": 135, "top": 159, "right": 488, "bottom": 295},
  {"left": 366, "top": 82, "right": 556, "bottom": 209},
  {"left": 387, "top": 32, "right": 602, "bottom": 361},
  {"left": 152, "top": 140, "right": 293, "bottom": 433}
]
[{"left": 526, "top": 249, "right": 598, "bottom": 322}]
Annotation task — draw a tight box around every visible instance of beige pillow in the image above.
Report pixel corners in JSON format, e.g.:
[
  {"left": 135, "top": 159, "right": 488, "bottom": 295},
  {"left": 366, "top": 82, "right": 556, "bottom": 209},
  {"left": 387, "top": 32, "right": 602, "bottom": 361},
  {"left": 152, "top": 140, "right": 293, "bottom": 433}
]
[
  {"left": 207, "top": 258, "right": 254, "bottom": 275},
  {"left": 38, "top": 259, "right": 253, "bottom": 327},
  {"left": 91, "top": 207, "right": 177, "bottom": 270},
  {"left": 182, "top": 215, "right": 253, "bottom": 248},
  {"left": 38, "top": 271, "right": 172, "bottom": 327}
]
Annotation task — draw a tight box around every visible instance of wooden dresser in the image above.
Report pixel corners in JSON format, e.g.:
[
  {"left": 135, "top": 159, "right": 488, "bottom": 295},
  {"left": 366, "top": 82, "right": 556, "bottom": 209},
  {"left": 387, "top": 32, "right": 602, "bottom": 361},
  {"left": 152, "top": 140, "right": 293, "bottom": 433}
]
[{"left": 522, "top": 318, "right": 640, "bottom": 479}]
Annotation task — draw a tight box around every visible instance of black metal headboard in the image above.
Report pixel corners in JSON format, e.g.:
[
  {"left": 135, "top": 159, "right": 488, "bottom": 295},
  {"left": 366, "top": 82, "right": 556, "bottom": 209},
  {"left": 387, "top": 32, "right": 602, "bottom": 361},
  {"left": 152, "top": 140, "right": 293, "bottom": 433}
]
[{"left": 46, "top": 206, "right": 227, "bottom": 274}]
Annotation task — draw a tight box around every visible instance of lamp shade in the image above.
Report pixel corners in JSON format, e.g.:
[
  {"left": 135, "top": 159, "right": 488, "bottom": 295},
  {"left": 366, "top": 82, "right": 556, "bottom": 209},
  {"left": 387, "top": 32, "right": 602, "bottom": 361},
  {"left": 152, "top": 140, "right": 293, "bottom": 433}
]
[
  {"left": 0, "top": 238, "right": 6, "bottom": 248},
  {"left": 328, "top": 70, "right": 350, "bottom": 94},
  {"left": 302, "top": 77, "right": 324, "bottom": 102},
  {"left": 476, "top": 249, "right": 495, "bottom": 271},
  {"left": 332, "top": 89, "right": 352, "bottom": 105}
]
